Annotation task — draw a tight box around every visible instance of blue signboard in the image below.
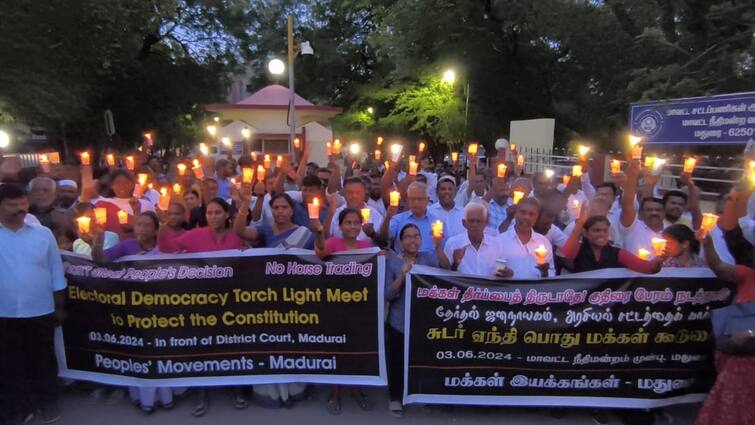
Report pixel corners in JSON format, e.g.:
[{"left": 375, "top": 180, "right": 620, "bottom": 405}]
[{"left": 630, "top": 92, "right": 755, "bottom": 145}]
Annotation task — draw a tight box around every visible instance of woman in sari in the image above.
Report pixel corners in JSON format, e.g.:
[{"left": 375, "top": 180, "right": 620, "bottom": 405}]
[{"left": 233, "top": 189, "right": 313, "bottom": 407}]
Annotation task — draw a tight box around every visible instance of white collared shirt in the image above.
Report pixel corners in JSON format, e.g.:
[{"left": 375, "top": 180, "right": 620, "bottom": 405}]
[
  {"left": 443, "top": 232, "right": 504, "bottom": 277},
  {"left": 620, "top": 216, "right": 662, "bottom": 258},
  {"left": 367, "top": 197, "right": 386, "bottom": 217},
  {"left": 498, "top": 227, "right": 556, "bottom": 279},
  {"left": 428, "top": 202, "right": 466, "bottom": 240}
]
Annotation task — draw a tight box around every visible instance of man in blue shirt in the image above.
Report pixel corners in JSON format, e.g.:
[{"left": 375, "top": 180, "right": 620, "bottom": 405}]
[
  {"left": 0, "top": 183, "right": 67, "bottom": 424},
  {"left": 379, "top": 182, "right": 444, "bottom": 253},
  {"left": 213, "top": 158, "right": 235, "bottom": 200}
]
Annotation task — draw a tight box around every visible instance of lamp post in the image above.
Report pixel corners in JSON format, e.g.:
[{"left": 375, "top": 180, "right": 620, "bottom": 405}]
[{"left": 442, "top": 68, "right": 470, "bottom": 142}]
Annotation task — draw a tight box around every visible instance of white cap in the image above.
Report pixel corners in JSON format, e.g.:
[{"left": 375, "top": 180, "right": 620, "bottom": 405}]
[
  {"left": 58, "top": 179, "right": 78, "bottom": 189},
  {"left": 494, "top": 138, "right": 509, "bottom": 150}
]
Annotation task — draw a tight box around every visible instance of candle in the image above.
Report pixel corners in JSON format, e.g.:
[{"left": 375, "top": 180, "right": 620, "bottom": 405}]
[
  {"left": 384, "top": 161, "right": 390, "bottom": 170},
  {"left": 242, "top": 167, "right": 253, "bottom": 184},
  {"left": 308, "top": 198, "right": 320, "bottom": 219},
  {"left": 572, "top": 165, "right": 582, "bottom": 177},
  {"left": 172, "top": 183, "right": 182, "bottom": 195},
  {"left": 610, "top": 159, "right": 621, "bottom": 175},
  {"left": 94, "top": 208, "right": 107, "bottom": 225},
  {"left": 418, "top": 141, "right": 426, "bottom": 153},
  {"left": 326, "top": 142, "right": 332, "bottom": 156},
  {"left": 76, "top": 216, "right": 91, "bottom": 234},
  {"left": 534, "top": 244, "right": 548, "bottom": 265},
  {"left": 38, "top": 154, "right": 50, "bottom": 172},
  {"left": 192, "top": 164, "right": 204, "bottom": 180},
  {"left": 497, "top": 163, "right": 507, "bottom": 178},
  {"left": 263, "top": 154, "right": 271, "bottom": 169},
  {"left": 651, "top": 238, "right": 667, "bottom": 256},
  {"left": 578, "top": 145, "right": 590, "bottom": 158},
  {"left": 510, "top": 143, "right": 516, "bottom": 152},
  {"left": 294, "top": 138, "right": 301, "bottom": 150},
  {"left": 199, "top": 143, "right": 209, "bottom": 156},
  {"left": 117, "top": 210, "right": 129, "bottom": 225},
  {"left": 409, "top": 161, "right": 418, "bottom": 175},
  {"left": 256, "top": 165, "right": 266, "bottom": 182},
  {"left": 276, "top": 155, "right": 283, "bottom": 168},
  {"left": 630, "top": 135, "right": 643, "bottom": 160},
  {"left": 637, "top": 248, "right": 651, "bottom": 261},
  {"left": 158, "top": 187, "right": 171, "bottom": 211},
  {"left": 451, "top": 152, "right": 458, "bottom": 163},
  {"left": 49, "top": 152, "right": 60, "bottom": 164},
  {"left": 106, "top": 154, "right": 115, "bottom": 167},
  {"left": 408, "top": 154, "right": 416, "bottom": 164},
  {"left": 644, "top": 156, "right": 655, "bottom": 168},
  {"left": 389, "top": 190, "right": 400, "bottom": 207},
  {"left": 683, "top": 157, "right": 697, "bottom": 174},
  {"left": 333, "top": 139, "right": 342, "bottom": 155},
  {"left": 147, "top": 183, "right": 153, "bottom": 190},
  {"left": 517, "top": 154, "right": 525, "bottom": 166},
  {"left": 376, "top": 136, "right": 384, "bottom": 146},
  {"left": 177, "top": 163, "right": 186, "bottom": 176},
  {"left": 138, "top": 173, "right": 148, "bottom": 187},
  {"left": 251, "top": 151, "right": 258, "bottom": 162},
  {"left": 360, "top": 208, "right": 371, "bottom": 222},
  {"left": 701, "top": 213, "right": 719, "bottom": 233},
  {"left": 544, "top": 169, "right": 554, "bottom": 179},
  {"left": 563, "top": 175, "right": 571, "bottom": 186},
  {"left": 80, "top": 152, "right": 90, "bottom": 165},
  {"left": 374, "top": 149, "right": 381, "bottom": 160},
  {"left": 468, "top": 143, "right": 478, "bottom": 156},
  {"left": 125, "top": 156, "right": 135, "bottom": 170},
  {"left": 570, "top": 199, "right": 581, "bottom": 217},
  {"left": 390, "top": 144, "right": 403, "bottom": 162},
  {"left": 512, "top": 191, "right": 524, "bottom": 205},
  {"left": 431, "top": 220, "right": 444, "bottom": 239}
]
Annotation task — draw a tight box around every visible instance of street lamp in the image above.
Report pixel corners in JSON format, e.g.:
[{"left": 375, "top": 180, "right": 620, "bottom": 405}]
[
  {"left": 442, "top": 68, "right": 470, "bottom": 142},
  {"left": 442, "top": 69, "right": 456, "bottom": 85},
  {"left": 268, "top": 59, "right": 285, "bottom": 75},
  {"left": 0, "top": 130, "right": 9, "bottom": 149},
  {"left": 367, "top": 107, "right": 374, "bottom": 115}
]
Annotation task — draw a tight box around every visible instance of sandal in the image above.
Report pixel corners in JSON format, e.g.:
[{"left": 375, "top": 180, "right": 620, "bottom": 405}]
[
  {"left": 234, "top": 392, "right": 249, "bottom": 409},
  {"left": 192, "top": 400, "right": 208, "bottom": 417},
  {"left": 326, "top": 395, "right": 342, "bottom": 415},
  {"left": 350, "top": 389, "right": 373, "bottom": 411}
]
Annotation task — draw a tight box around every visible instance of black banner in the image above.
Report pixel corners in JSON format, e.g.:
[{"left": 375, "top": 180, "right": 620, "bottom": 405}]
[
  {"left": 405, "top": 266, "right": 734, "bottom": 408},
  {"left": 56, "top": 249, "right": 386, "bottom": 387}
]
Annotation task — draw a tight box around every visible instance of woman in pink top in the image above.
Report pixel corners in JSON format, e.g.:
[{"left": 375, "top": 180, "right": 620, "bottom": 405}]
[
  {"left": 311, "top": 207, "right": 374, "bottom": 414},
  {"left": 158, "top": 198, "right": 244, "bottom": 253},
  {"left": 313, "top": 207, "right": 373, "bottom": 260}
]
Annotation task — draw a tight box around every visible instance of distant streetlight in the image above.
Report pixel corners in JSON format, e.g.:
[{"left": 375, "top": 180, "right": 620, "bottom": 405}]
[
  {"left": 442, "top": 69, "right": 456, "bottom": 85},
  {"left": 0, "top": 130, "right": 9, "bottom": 149},
  {"left": 268, "top": 59, "right": 285, "bottom": 75},
  {"left": 241, "top": 127, "right": 251, "bottom": 139},
  {"left": 206, "top": 125, "right": 217, "bottom": 137},
  {"left": 367, "top": 107, "right": 374, "bottom": 115}
]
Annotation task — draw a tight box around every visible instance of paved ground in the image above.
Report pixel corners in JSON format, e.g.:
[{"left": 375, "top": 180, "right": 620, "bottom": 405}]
[{"left": 44, "top": 386, "right": 700, "bottom": 425}]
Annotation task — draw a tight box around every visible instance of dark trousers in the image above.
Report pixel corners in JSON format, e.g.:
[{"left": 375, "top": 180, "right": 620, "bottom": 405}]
[
  {"left": 0, "top": 314, "right": 58, "bottom": 423},
  {"left": 385, "top": 325, "right": 404, "bottom": 402}
]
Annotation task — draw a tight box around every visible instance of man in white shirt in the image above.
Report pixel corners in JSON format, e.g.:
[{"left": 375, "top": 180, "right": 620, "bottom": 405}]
[
  {"left": 366, "top": 173, "right": 386, "bottom": 217},
  {"left": 428, "top": 176, "right": 465, "bottom": 239},
  {"left": 620, "top": 159, "right": 664, "bottom": 257},
  {"left": 498, "top": 197, "right": 556, "bottom": 278},
  {"left": 444, "top": 203, "right": 510, "bottom": 277},
  {"left": 328, "top": 176, "right": 383, "bottom": 243}
]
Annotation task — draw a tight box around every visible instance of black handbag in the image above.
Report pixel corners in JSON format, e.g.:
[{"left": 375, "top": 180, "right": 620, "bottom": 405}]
[{"left": 711, "top": 301, "right": 755, "bottom": 354}]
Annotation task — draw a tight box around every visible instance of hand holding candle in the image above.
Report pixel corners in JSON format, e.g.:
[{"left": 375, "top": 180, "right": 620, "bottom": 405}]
[
  {"left": 512, "top": 191, "right": 524, "bottom": 205},
  {"left": 80, "top": 152, "right": 90, "bottom": 166},
  {"left": 360, "top": 208, "right": 371, "bottom": 222},
  {"left": 276, "top": 155, "right": 283, "bottom": 169},
  {"left": 94, "top": 208, "right": 107, "bottom": 225},
  {"left": 158, "top": 187, "right": 171, "bottom": 211},
  {"left": 562, "top": 175, "right": 571, "bottom": 186},
  {"left": 534, "top": 244, "right": 548, "bottom": 265},
  {"left": 242, "top": 167, "right": 253, "bottom": 184},
  {"left": 683, "top": 157, "right": 697, "bottom": 174},
  {"left": 117, "top": 210, "right": 129, "bottom": 225},
  {"left": 651, "top": 238, "right": 667, "bottom": 256},
  {"left": 451, "top": 152, "right": 458, "bottom": 163},
  {"left": 76, "top": 216, "right": 91, "bottom": 234},
  {"left": 137, "top": 173, "right": 148, "bottom": 187},
  {"left": 578, "top": 145, "right": 590, "bottom": 159},
  {"left": 308, "top": 198, "right": 320, "bottom": 219},
  {"left": 106, "top": 154, "right": 115, "bottom": 167},
  {"left": 390, "top": 144, "right": 403, "bottom": 163},
  {"left": 431, "top": 220, "right": 444, "bottom": 239},
  {"left": 326, "top": 142, "right": 333, "bottom": 156},
  {"left": 125, "top": 156, "right": 135, "bottom": 170},
  {"left": 611, "top": 159, "right": 621, "bottom": 175},
  {"left": 637, "top": 248, "right": 650, "bottom": 261},
  {"left": 257, "top": 165, "right": 266, "bottom": 182},
  {"left": 497, "top": 163, "right": 507, "bottom": 178},
  {"left": 418, "top": 141, "right": 426, "bottom": 153},
  {"left": 263, "top": 154, "right": 271, "bottom": 169},
  {"left": 630, "top": 136, "right": 643, "bottom": 160},
  {"left": 572, "top": 165, "right": 582, "bottom": 177},
  {"left": 389, "top": 190, "right": 400, "bottom": 207},
  {"left": 468, "top": 143, "right": 478, "bottom": 157},
  {"left": 374, "top": 149, "right": 381, "bottom": 160},
  {"left": 177, "top": 163, "right": 186, "bottom": 176},
  {"left": 409, "top": 161, "right": 418, "bottom": 175},
  {"left": 333, "top": 139, "right": 342, "bottom": 155},
  {"left": 517, "top": 154, "right": 525, "bottom": 166},
  {"left": 172, "top": 183, "right": 182, "bottom": 195},
  {"left": 192, "top": 161, "right": 204, "bottom": 180},
  {"left": 700, "top": 213, "right": 719, "bottom": 235}
]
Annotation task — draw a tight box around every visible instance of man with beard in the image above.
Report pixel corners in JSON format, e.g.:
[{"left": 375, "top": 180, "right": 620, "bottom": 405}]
[
  {"left": 0, "top": 184, "right": 66, "bottom": 424},
  {"left": 56, "top": 180, "right": 79, "bottom": 209},
  {"left": 367, "top": 173, "right": 386, "bottom": 216},
  {"left": 28, "top": 177, "right": 57, "bottom": 229}
]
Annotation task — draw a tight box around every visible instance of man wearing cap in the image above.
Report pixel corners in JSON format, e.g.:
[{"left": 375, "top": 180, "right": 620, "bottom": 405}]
[{"left": 56, "top": 179, "right": 80, "bottom": 209}]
